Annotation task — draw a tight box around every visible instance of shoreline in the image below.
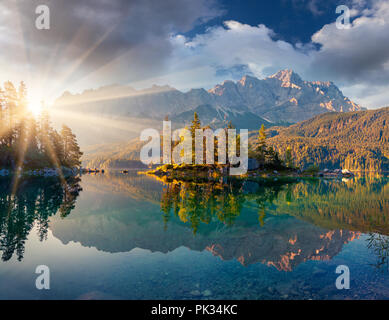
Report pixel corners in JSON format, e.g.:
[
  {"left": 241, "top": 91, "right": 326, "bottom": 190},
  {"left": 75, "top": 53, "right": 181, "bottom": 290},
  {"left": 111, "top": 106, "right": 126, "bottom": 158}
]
[
  {"left": 138, "top": 164, "right": 389, "bottom": 181},
  {"left": 139, "top": 166, "right": 360, "bottom": 181},
  {"left": 0, "top": 167, "right": 82, "bottom": 177}
]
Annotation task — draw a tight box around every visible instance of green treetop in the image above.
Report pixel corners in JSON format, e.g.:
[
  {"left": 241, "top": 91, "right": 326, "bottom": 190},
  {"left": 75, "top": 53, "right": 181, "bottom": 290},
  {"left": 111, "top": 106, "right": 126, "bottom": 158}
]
[{"left": 255, "top": 124, "right": 267, "bottom": 165}]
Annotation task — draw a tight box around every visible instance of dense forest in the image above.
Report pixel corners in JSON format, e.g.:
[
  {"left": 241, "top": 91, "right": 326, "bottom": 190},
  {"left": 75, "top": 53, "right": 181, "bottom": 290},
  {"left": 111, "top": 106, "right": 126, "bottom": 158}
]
[
  {"left": 0, "top": 81, "right": 82, "bottom": 170},
  {"left": 251, "top": 108, "right": 389, "bottom": 171}
]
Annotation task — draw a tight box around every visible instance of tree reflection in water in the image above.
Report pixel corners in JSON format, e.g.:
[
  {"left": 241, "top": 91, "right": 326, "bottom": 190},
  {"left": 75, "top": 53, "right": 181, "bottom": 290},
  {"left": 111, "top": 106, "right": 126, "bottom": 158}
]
[
  {"left": 367, "top": 233, "right": 389, "bottom": 271},
  {"left": 0, "top": 177, "right": 82, "bottom": 262},
  {"left": 159, "top": 177, "right": 296, "bottom": 233}
]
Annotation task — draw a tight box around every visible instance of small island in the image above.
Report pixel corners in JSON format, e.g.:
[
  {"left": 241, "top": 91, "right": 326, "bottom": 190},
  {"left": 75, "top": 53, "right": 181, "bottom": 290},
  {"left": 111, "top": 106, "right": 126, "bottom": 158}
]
[{"left": 143, "top": 113, "right": 354, "bottom": 181}]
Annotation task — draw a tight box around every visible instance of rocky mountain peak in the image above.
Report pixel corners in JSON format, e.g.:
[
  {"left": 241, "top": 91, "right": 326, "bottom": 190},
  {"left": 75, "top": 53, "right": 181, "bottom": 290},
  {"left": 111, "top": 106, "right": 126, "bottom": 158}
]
[
  {"left": 238, "top": 75, "right": 259, "bottom": 87},
  {"left": 268, "top": 69, "right": 303, "bottom": 88},
  {"left": 208, "top": 80, "right": 238, "bottom": 96}
]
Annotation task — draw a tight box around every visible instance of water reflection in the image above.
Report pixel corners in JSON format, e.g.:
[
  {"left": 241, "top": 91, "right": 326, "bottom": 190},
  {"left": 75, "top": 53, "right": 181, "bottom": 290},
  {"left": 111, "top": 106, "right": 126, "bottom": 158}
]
[
  {"left": 46, "top": 173, "right": 389, "bottom": 272},
  {"left": 1, "top": 172, "right": 388, "bottom": 273},
  {"left": 155, "top": 176, "right": 383, "bottom": 270},
  {"left": 159, "top": 177, "right": 297, "bottom": 233},
  {"left": 158, "top": 175, "right": 389, "bottom": 235},
  {"left": 367, "top": 233, "right": 389, "bottom": 271},
  {"left": 270, "top": 177, "right": 389, "bottom": 235},
  {"left": 0, "top": 176, "right": 81, "bottom": 261}
]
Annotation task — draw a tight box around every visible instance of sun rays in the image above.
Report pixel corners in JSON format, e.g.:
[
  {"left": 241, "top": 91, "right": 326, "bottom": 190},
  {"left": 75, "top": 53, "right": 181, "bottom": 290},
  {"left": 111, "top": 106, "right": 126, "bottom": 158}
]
[
  {"left": 7, "top": 108, "right": 67, "bottom": 208},
  {"left": 27, "top": 97, "right": 43, "bottom": 117},
  {"left": 0, "top": 83, "right": 82, "bottom": 215},
  {"left": 0, "top": 0, "right": 202, "bottom": 205}
]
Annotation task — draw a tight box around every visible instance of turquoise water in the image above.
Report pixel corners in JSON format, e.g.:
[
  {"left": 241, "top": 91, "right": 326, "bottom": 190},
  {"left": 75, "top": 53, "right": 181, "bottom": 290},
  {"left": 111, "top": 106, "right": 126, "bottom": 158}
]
[{"left": 0, "top": 172, "right": 388, "bottom": 299}]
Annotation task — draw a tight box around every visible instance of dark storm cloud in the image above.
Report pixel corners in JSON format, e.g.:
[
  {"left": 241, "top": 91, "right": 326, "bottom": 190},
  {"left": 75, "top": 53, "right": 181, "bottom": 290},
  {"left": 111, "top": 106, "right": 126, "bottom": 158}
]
[{"left": 1, "top": 0, "right": 222, "bottom": 85}]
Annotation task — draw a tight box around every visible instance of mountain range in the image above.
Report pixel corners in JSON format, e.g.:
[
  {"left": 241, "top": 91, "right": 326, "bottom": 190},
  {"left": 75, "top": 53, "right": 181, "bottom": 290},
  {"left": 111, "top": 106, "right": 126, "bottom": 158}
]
[{"left": 54, "top": 69, "right": 363, "bottom": 140}]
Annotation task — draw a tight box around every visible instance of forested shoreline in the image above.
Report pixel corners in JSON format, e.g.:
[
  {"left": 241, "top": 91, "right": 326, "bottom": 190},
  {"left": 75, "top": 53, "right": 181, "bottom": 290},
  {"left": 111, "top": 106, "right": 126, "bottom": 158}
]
[
  {"left": 259, "top": 108, "right": 389, "bottom": 172},
  {"left": 0, "top": 81, "right": 82, "bottom": 171}
]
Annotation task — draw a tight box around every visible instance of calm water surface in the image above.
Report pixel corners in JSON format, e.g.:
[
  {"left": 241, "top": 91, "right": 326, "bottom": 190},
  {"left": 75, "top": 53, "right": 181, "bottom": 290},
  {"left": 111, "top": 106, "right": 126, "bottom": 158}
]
[{"left": 0, "top": 171, "right": 388, "bottom": 299}]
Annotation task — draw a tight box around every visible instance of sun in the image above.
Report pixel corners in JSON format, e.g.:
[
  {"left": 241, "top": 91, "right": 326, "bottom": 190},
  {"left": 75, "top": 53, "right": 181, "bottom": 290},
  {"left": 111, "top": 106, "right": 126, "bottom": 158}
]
[{"left": 27, "top": 98, "right": 43, "bottom": 117}]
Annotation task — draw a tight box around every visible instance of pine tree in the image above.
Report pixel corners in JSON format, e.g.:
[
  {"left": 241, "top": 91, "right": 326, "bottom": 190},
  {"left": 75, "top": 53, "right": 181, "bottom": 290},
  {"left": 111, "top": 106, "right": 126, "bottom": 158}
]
[
  {"left": 51, "top": 130, "right": 65, "bottom": 166},
  {"left": 255, "top": 124, "right": 267, "bottom": 166},
  {"left": 4, "top": 81, "right": 17, "bottom": 148},
  {"left": 26, "top": 117, "right": 40, "bottom": 164},
  {"left": 190, "top": 112, "right": 201, "bottom": 164},
  {"left": 266, "top": 146, "right": 282, "bottom": 168},
  {"left": 284, "top": 146, "right": 293, "bottom": 168},
  {"left": 15, "top": 81, "right": 29, "bottom": 165},
  {"left": 61, "top": 125, "right": 83, "bottom": 168},
  {"left": 0, "top": 88, "right": 6, "bottom": 167},
  {"left": 38, "top": 108, "right": 52, "bottom": 156},
  {"left": 0, "top": 81, "right": 83, "bottom": 170},
  {"left": 190, "top": 112, "right": 201, "bottom": 134}
]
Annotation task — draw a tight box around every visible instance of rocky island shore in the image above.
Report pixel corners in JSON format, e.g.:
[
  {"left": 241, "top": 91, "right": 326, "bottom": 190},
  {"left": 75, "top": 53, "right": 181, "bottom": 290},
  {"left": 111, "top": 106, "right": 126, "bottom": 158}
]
[
  {"left": 141, "top": 163, "right": 355, "bottom": 181},
  {"left": 0, "top": 167, "right": 83, "bottom": 177}
]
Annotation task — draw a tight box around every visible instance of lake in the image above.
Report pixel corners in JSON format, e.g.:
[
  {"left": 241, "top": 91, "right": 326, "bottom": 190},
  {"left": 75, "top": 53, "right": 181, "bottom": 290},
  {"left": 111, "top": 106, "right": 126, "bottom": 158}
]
[{"left": 0, "top": 171, "right": 388, "bottom": 300}]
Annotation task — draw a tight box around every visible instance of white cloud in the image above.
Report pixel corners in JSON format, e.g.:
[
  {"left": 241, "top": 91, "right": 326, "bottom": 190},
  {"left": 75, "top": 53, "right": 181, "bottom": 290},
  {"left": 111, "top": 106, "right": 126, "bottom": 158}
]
[
  {"left": 308, "top": 0, "right": 389, "bottom": 107},
  {"left": 159, "top": 21, "right": 312, "bottom": 89}
]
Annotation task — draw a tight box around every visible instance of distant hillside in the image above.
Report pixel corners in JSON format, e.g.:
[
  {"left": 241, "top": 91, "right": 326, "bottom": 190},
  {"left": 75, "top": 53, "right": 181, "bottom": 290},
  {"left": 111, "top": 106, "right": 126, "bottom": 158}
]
[
  {"left": 170, "top": 104, "right": 276, "bottom": 130},
  {"left": 257, "top": 107, "right": 389, "bottom": 171},
  {"left": 82, "top": 138, "right": 147, "bottom": 169}
]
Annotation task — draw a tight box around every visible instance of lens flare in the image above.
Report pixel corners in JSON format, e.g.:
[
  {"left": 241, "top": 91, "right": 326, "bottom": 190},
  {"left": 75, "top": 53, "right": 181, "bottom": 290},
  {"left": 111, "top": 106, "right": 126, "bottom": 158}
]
[{"left": 27, "top": 98, "right": 43, "bottom": 116}]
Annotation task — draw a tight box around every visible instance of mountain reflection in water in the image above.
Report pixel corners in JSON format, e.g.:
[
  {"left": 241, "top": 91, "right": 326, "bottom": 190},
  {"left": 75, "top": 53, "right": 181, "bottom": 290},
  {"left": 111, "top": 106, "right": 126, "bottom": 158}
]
[
  {"left": 1, "top": 172, "right": 389, "bottom": 300},
  {"left": 0, "top": 172, "right": 388, "bottom": 273}
]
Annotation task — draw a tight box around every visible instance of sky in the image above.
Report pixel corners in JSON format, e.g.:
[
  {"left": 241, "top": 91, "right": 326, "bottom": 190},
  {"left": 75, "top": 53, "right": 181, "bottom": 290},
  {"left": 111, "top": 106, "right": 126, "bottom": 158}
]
[{"left": 0, "top": 0, "right": 388, "bottom": 109}]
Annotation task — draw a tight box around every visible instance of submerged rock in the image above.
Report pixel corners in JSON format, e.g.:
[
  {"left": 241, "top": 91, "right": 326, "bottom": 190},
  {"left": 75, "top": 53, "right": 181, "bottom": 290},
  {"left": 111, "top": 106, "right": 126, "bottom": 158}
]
[
  {"left": 202, "top": 289, "right": 212, "bottom": 297},
  {"left": 190, "top": 290, "right": 201, "bottom": 296}
]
